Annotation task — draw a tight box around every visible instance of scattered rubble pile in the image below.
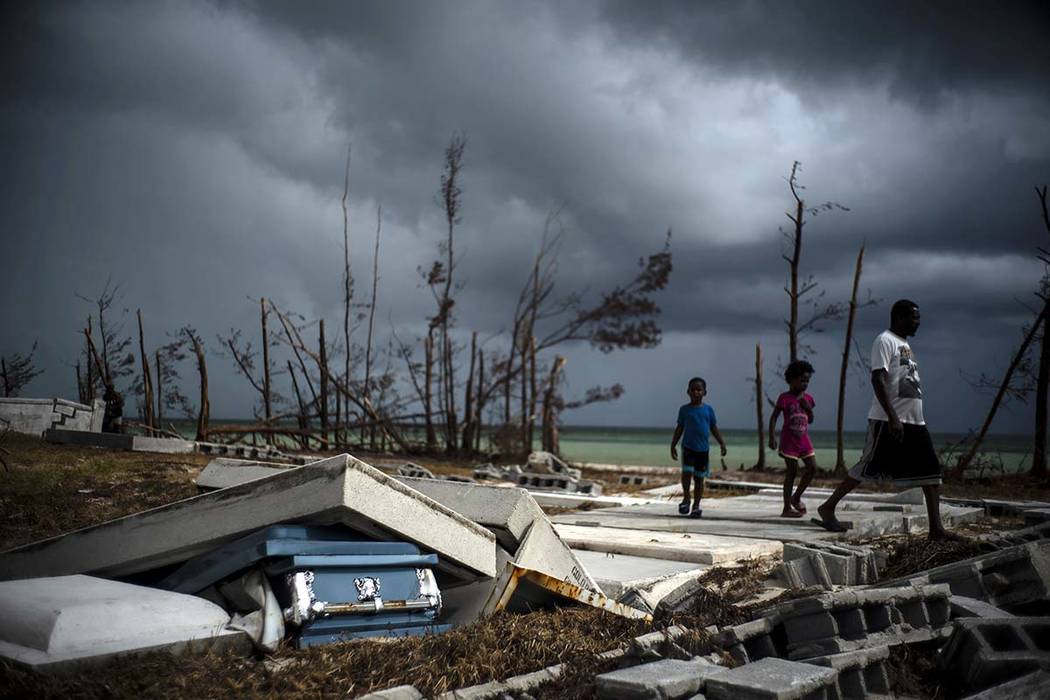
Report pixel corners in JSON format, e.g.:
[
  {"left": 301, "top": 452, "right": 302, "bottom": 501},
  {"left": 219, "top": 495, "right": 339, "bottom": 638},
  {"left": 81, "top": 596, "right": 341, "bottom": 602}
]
[{"left": 3, "top": 435, "right": 1050, "bottom": 698}]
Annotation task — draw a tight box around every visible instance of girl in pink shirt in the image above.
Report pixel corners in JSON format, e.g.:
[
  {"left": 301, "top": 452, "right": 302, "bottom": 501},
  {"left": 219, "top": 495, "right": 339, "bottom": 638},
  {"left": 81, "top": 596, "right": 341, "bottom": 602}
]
[{"left": 768, "top": 360, "right": 818, "bottom": 518}]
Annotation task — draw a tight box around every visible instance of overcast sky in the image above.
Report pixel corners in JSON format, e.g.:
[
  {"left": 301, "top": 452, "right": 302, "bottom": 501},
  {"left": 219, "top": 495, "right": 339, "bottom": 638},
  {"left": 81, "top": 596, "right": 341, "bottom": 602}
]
[{"left": 2, "top": 0, "right": 1049, "bottom": 434}]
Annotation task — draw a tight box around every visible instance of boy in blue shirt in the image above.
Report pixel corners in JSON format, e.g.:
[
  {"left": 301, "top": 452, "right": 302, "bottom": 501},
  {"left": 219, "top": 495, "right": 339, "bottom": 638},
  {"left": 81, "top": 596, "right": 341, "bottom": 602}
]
[{"left": 670, "top": 377, "right": 728, "bottom": 518}]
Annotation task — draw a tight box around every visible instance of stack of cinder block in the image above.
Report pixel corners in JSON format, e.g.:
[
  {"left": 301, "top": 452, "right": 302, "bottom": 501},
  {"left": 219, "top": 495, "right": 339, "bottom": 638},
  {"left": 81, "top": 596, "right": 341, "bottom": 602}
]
[
  {"left": 939, "top": 617, "right": 1050, "bottom": 694},
  {"left": 776, "top": 541, "right": 879, "bottom": 590},
  {"left": 876, "top": 540, "right": 1050, "bottom": 611}
]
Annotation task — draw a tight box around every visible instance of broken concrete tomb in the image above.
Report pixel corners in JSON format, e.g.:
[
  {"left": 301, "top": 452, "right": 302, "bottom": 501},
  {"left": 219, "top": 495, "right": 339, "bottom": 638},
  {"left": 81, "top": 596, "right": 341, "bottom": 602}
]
[
  {"left": 0, "top": 575, "right": 248, "bottom": 672},
  {"left": 0, "top": 454, "right": 496, "bottom": 584}
]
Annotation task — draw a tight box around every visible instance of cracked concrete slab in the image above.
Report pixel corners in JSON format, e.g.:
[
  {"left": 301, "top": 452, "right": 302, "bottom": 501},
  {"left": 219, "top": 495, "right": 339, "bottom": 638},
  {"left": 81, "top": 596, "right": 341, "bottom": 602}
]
[{"left": 0, "top": 454, "right": 496, "bottom": 583}]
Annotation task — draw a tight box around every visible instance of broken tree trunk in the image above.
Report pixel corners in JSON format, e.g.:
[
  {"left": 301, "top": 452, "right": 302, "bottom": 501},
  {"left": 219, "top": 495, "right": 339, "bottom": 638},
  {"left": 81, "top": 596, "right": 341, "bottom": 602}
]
[
  {"left": 155, "top": 349, "right": 163, "bottom": 431},
  {"left": 1034, "top": 303, "right": 1049, "bottom": 478},
  {"left": 0, "top": 358, "right": 8, "bottom": 397},
  {"left": 527, "top": 335, "right": 537, "bottom": 453},
  {"left": 541, "top": 355, "right": 567, "bottom": 454},
  {"left": 424, "top": 329, "right": 436, "bottom": 450},
  {"left": 287, "top": 360, "right": 310, "bottom": 450},
  {"left": 187, "top": 330, "right": 210, "bottom": 442},
  {"left": 475, "top": 350, "right": 485, "bottom": 453},
  {"left": 260, "top": 298, "right": 272, "bottom": 444},
  {"left": 836, "top": 244, "right": 865, "bottom": 474},
  {"left": 461, "top": 331, "right": 477, "bottom": 452},
  {"left": 786, "top": 172, "right": 804, "bottom": 364},
  {"left": 75, "top": 362, "right": 84, "bottom": 403},
  {"left": 957, "top": 314, "right": 1044, "bottom": 472},
  {"left": 1033, "top": 186, "right": 1050, "bottom": 478},
  {"left": 136, "top": 309, "right": 155, "bottom": 434},
  {"left": 754, "top": 344, "right": 765, "bottom": 470},
  {"left": 319, "top": 319, "right": 329, "bottom": 445}
]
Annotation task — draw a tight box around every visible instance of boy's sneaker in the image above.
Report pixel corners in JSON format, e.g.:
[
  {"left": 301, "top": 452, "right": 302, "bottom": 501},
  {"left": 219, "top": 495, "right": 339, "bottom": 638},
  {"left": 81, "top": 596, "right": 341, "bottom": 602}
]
[
  {"left": 678, "top": 500, "right": 690, "bottom": 515},
  {"left": 689, "top": 506, "right": 703, "bottom": 519}
]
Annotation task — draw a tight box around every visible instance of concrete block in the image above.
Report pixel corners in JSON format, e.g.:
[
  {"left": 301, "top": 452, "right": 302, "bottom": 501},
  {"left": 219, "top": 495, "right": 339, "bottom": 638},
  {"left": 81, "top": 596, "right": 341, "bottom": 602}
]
[
  {"left": 527, "top": 450, "right": 582, "bottom": 479},
  {"left": 396, "top": 463, "right": 435, "bottom": 479},
  {"left": 951, "top": 595, "right": 1015, "bottom": 619},
  {"left": 130, "top": 435, "right": 197, "bottom": 454},
  {"left": 778, "top": 554, "right": 833, "bottom": 590},
  {"left": 806, "top": 646, "right": 891, "bottom": 698},
  {"left": 358, "top": 686, "right": 426, "bottom": 699},
  {"left": 619, "top": 475, "right": 652, "bottom": 486},
  {"left": 395, "top": 478, "right": 597, "bottom": 590},
  {"left": 714, "top": 617, "right": 780, "bottom": 665},
  {"left": 514, "top": 518, "right": 599, "bottom": 591},
  {"left": 0, "top": 397, "right": 104, "bottom": 436},
  {"left": 472, "top": 463, "right": 504, "bottom": 481},
  {"left": 554, "top": 524, "right": 782, "bottom": 565},
  {"left": 574, "top": 549, "right": 707, "bottom": 600},
  {"left": 596, "top": 658, "right": 724, "bottom": 699},
  {"left": 705, "top": 657, "right": 838, "bottom": 700},
  {"left": 961, "top": 670, "right": 1050, "bottom": 699},
  {"left": 195, "top": 458, "right": 294, "bottom": 491},
  {"left": 1024, "top": 509, "right": 1050, "bottom": 526},
  {"left": 876, "top": 541, "right": 1050, "bottom": 612},
  {"left": 939, "top": 617, "right": 1050, "bottom": 693},
  {"left": 0, "top": 575, "right": 248, "bottom": 672},
  {"left": 760, "top": 584, "right": 954, "bottom": 661},
  {"left": 0, "top": 454, "right": 497, "bottom": 584},
  {"left": 44, "top": 428, "right": 134, "bottom": 449}
]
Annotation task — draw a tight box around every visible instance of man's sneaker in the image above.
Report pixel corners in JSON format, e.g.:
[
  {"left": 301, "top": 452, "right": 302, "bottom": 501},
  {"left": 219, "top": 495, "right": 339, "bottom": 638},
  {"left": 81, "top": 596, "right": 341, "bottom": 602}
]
[
  {"left": 689, "top": 506, "right": 703, "bottom": 519},
  {"left": 678, "top": 500, "right": 690, "bottom": 515}
]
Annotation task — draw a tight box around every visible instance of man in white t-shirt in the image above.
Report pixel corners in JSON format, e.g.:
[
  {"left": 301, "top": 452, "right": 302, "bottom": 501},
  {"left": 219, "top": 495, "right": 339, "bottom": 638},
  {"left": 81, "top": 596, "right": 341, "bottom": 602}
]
[{"left": 814, "top": 299, "right": 950, "bottom": 540}]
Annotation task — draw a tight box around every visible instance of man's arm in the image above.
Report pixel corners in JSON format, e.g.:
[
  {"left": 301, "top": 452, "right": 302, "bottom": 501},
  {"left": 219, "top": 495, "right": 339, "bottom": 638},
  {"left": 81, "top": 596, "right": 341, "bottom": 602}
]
[
  {"left": 710, "top": 425, "right": 728, "bottom": 457},
  {"left": 871, "top": 369, "right": 902, "bottom": 439},
  {"left": 671, "top": 424, "right": 683, "bottom": 460}
]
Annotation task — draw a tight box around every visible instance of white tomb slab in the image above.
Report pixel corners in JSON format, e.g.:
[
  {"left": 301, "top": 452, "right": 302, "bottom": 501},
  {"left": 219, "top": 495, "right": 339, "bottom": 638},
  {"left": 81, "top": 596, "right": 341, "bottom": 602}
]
[
  {"left": 555, "top": 523, "right": 782, "bottom": 564},
  {"left": 0, "top": 454, "right": 496, "bottom": 583},
  {"left": 0, "top": 575, "right": 248, "bottom": 672}
]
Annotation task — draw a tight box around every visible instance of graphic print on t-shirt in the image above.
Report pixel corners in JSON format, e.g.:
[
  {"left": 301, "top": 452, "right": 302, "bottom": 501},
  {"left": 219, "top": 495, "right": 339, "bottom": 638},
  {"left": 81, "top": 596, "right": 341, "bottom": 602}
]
[{"left": 898, "top": 345, "right": 922, "bottom": 399}]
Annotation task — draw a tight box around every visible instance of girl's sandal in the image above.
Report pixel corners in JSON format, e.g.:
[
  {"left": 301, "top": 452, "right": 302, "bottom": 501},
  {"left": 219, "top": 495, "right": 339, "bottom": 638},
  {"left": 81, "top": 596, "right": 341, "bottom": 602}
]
[
  {"left": 678, "top": 499, "right": 691, "bottom": 515},
  {"left": 792, "top": 500, "right": 807, "bottom": 515}
]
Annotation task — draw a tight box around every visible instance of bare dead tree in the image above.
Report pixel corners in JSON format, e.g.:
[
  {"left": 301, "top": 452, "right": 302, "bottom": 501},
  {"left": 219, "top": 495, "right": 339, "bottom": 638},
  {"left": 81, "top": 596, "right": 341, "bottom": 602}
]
[
  {"left": 364, "top": 205, "right": 383, "bottom": 447},
  {"left": 956, "top": 317, "right": 1043, "bottom": 472},
  {"left": 182, "top": 326, "right": 209, "bottom": 441},
  {"left": 270, "top": 304, "right": 411, "bottom": 452},
  {"left": 461, "top": 331, "right": 477, "bottom": 451},
  {"left": 540, "top": 355, "right": 567, "bottom": 453},
  {"left": 835, "top": 245, "right": 865, "bottom": 473},
  {"left": 754, "top": 344, "right": 766, "bottom": 470},
  {"left": 420, "top": 135, "right": 466, "bottom": 453},
  {"left": 1033, "top": 185, "right": 1050, "bottom": 477},
  {"left": 136, "top": 309, "right": 155, "bottom": 433},
  {"left": 780, "top": 162, "right": 849, "bottom": 362},
  {"left": 1, "top": 341, "right": 44, "bottom": 397},
  {"left": 342, "top": 144, "right": 353, "bottom": 447},
  {"left": 319, "top": 319, "right": 329, "bottom": 445},
  {"left": 260, "top": 298, "right": 273, "bottom": 443},
  {"left": 424, "top": 329, "right": 436, "bottom": 449}
]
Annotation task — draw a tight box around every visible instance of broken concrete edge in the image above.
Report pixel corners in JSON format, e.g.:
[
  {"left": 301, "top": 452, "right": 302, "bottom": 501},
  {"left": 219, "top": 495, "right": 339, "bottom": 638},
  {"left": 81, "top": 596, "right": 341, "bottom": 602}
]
[
  {"left": 0, "top": 454, "right": 497, "bottom": 582},
  {"left": 43, "top": 427, "right": 307, "bottom": 464},
  {"left": 487, "top": 563, "right": 652, "bottom": 622},
  {"left": 0, "top": 630, "right": 251, "bottom": 675},
  {"left": 433, "top": 662, "right": 565, "bottom": 700}
]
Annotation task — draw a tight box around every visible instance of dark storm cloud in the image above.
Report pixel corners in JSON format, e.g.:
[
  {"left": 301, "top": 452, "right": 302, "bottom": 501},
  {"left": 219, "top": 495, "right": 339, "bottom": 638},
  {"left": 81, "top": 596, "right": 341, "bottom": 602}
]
[
  {"left": 601, "top": 0, "right": 1050, "bottom": 106},
  {"left": 1, "top": 0, "right": 1048, "bottom": 432}
]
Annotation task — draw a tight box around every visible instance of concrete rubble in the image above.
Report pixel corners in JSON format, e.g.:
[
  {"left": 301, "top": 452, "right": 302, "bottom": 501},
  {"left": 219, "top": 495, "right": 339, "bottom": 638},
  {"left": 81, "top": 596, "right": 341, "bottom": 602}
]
[
  {"left": 0, "top": 396, "right": 105, "bottom": 436},
  {"left": 0, "top": 575, "right": 249, "bottom": 671},
  {"left": 44, "top": 426, "right": 305, "bottom": 462},
  {"left": 7, "top": 451, "right": 1050, "bottom": 700}
]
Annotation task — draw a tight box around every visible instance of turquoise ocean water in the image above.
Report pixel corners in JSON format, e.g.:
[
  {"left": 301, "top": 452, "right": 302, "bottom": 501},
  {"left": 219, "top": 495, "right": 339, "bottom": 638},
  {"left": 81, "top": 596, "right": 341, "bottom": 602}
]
[
  {"left": 175, "top": 420, "right": 1031, "bottom": 474},
  {"left": 556, "top": 426, "right": 1033, "bottom": 474}
]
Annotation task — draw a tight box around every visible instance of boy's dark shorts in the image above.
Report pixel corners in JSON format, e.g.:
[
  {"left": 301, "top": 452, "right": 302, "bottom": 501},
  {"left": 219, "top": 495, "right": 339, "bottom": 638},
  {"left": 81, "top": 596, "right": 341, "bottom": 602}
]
[{"left": 681, "top": 447, "right": 711, "bottom": 478}]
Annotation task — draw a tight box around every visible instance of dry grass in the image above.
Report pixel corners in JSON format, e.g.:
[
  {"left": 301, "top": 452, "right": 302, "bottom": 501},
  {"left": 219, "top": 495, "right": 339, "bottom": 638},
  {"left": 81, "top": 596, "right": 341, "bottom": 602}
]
[
  {"left": 0, "top": 608, "right": 648, "bottom": 699},
  {"left": 850, "top": 533, "right": 986, "bottom": 580},
  {"left": 0, "top": 433, "right": 206, "bottom": 550},
  {"left": 887, "top": 641, "right": 944, "bottom": 699}
]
